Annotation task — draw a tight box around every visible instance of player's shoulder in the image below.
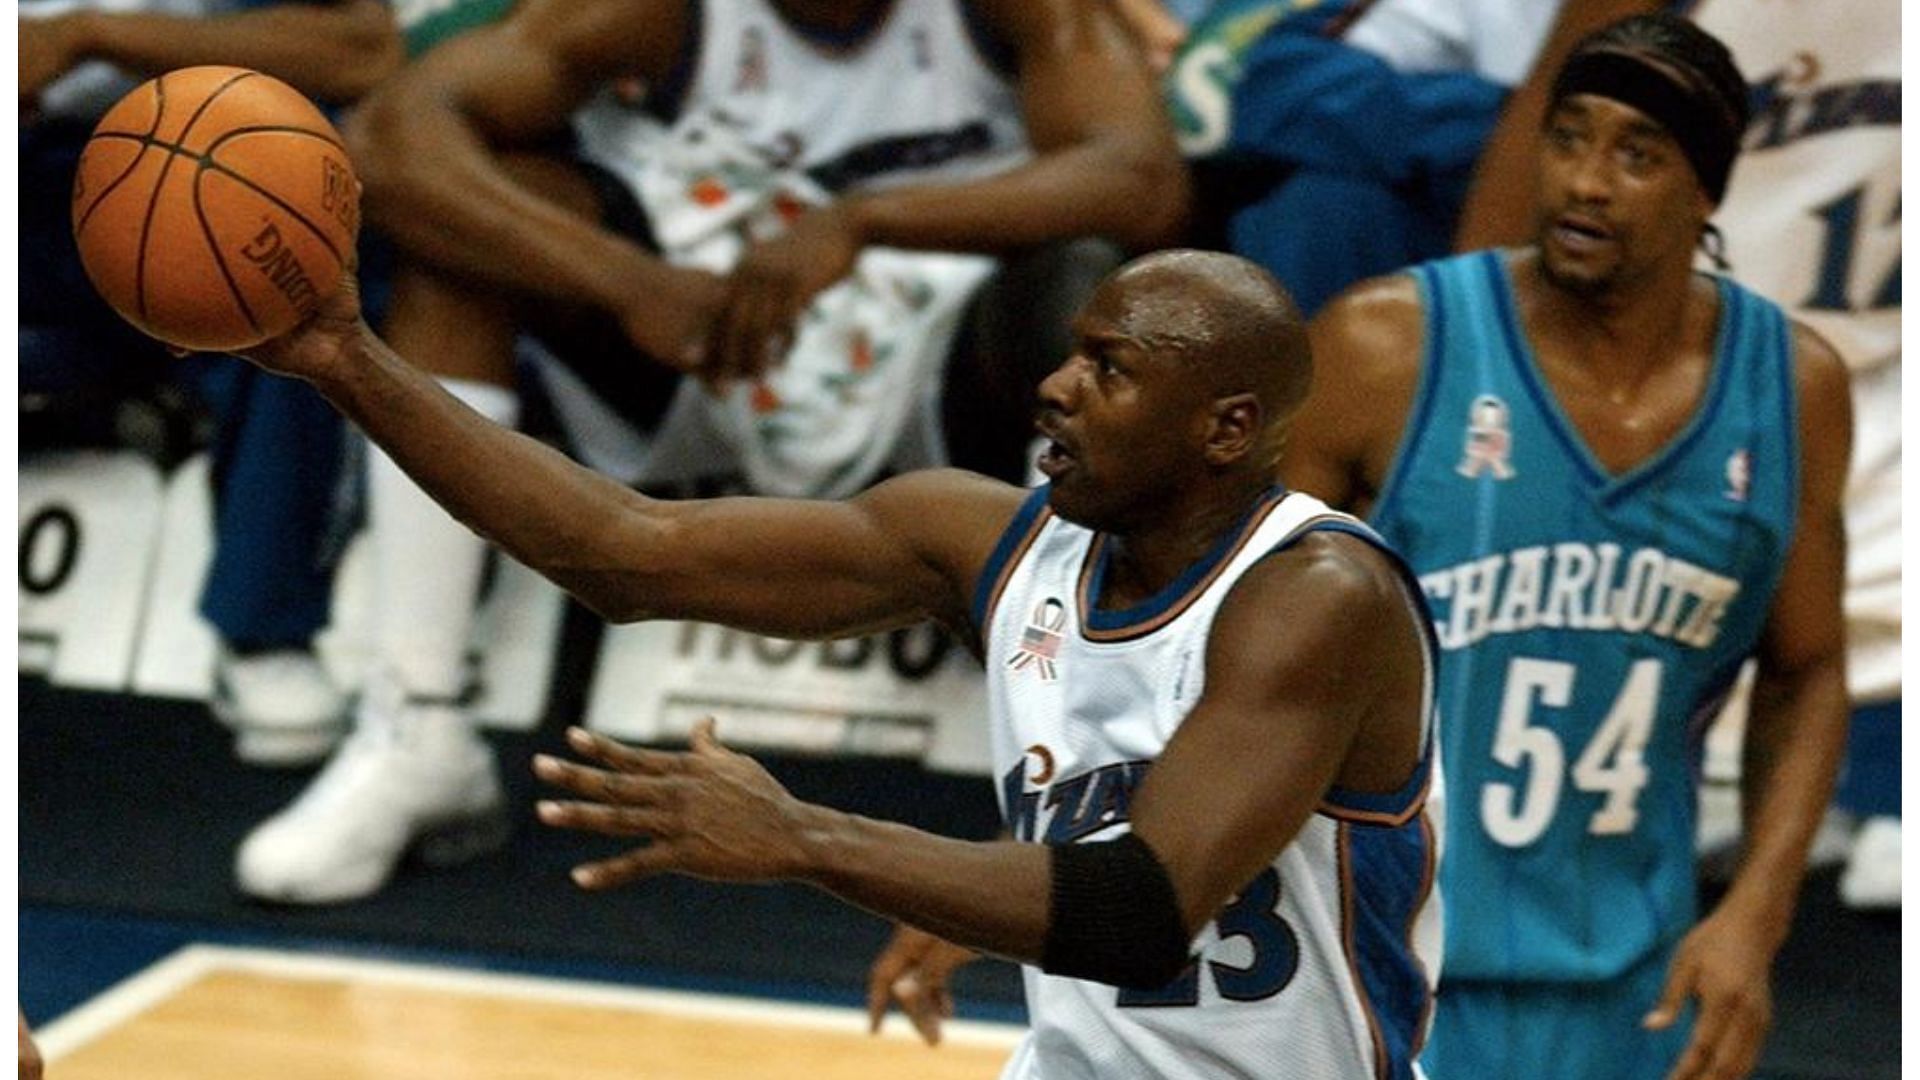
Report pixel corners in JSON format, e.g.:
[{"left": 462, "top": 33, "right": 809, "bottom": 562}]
[
  {"left": 1785, "top": 319, "right": 1854, "bottom": 455},
  {"left": 1228, "top": 526, "right": 1409, "bottom": 633},
  {"left": 1301, "top": 272, "right": 1427, "bottom": 426},
  {"left": 1786, "top": 320, "right": 1850, "bottom": 396},
  {"left": 1313, "top": 271, "right": 1426, "bottom": 349}
]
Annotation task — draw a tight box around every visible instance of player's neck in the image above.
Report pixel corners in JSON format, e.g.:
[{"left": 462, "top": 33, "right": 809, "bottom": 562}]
[
  {"left": 1098, "top": 475, "right": 1273, "bottom": 610},
  {"left": 1521, "top": 252, "right": 1703, "bottom": 383}
]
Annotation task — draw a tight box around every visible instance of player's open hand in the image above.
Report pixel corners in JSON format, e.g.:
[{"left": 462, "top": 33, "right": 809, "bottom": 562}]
[
  {"left": 866, "top": 924, "right": 980, "bottom": 1047},
  {"left": 705, "top": 203, "right": 863, "bottom": 390},
  {"left": 1645, "top": 907, "right": 1775, "bottom": 1080},
  {"left": 535, "top": 719, "right": 819, "bottom": 889}
]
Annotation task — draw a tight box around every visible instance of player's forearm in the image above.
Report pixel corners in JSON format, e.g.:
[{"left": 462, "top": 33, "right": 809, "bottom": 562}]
[
  {"left": 1720, "top": 654, "right": 1850, "bottom": 948},
  {"left": 794, "top": 808, "right": 1053, "bottom": 964},
  {"left": 346, "top": 92, "right": 665, "bottom": 314},
  {"left": 846, "top": 139, "right": 1189, "bottom": 255},
  {"left": 312, "top": 323, "right": 674, "bottom": 621},
  {"left": 71, "top": 1, "right": 402, "bottom": 105}
]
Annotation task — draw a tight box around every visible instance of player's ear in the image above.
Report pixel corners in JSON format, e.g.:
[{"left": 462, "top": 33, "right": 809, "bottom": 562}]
[{"left": 1202, "top": 392, "right": 1260, "bottom": 466}]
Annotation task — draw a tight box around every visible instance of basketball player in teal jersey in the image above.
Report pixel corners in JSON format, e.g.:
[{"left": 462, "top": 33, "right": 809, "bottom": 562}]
[{"left": 1285, "top": 14, "right": 1851, "bottom": 1080}]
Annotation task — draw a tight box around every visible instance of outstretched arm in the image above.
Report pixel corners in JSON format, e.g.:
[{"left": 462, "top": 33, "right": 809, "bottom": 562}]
[
  {"left": 241, "top": 278, "right": 1020, "bottom": 640},
  {"left": 536, "top": 532, "right": 1427, "bottom": 986},
  {"left": 20, "top": 0, "right": 401, "bottom": 107},
  {"left": 1646, "top": 326, "right": 1853, "bottom": 1080}
]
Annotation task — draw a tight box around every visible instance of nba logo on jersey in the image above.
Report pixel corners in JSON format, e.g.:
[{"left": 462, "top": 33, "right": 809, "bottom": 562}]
[
  {"left": 1457, "top": 394, "right": 1516, "bottom": 479},
  {"left": 1725, "top": 448, "right": 1752, "bottom": 501},
  {"left": 1007, "top": 598, "right": 1066, "bottom": 682}
]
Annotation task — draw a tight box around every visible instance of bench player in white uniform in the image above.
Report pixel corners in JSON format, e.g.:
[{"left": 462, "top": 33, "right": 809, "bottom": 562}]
[{"left": 227, "top": 249, "right": 1443, "bottom": 1079}]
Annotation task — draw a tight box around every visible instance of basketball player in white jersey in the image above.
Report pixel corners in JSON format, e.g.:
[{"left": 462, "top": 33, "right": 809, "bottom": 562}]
[
  {"left": 228, "top": 249, "right": 1443, "bottom": 1079},
  {"left": 234, "top": 0, "right": 1190, "bottom": 906}
]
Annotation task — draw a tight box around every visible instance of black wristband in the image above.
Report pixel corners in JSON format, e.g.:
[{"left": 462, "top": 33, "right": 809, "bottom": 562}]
[{"left": 1042, "top": 832, "right": 1193, "bottom": 990}]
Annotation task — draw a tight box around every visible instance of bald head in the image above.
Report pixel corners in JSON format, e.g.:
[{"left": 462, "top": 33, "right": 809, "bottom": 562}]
[{"left": 1098, "top": 250, "right": 1314, "bottom": 423}]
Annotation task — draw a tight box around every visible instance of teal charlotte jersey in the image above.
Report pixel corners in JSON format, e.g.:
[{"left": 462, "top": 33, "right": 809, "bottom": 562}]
[{"left": 1368, "top": 251, "right": 1798, "bottom": 985}]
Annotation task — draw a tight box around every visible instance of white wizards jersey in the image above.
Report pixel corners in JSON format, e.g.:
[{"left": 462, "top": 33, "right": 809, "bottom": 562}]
[
  {"left": 645, "top": 0, "right": 1029, "bottom": 195},
  {"left": 978, "top": 486, "right": 1444, "bottom": 1080},
  {"left": 1691, "top": 0, "right": 1900, "bottom": 701}
]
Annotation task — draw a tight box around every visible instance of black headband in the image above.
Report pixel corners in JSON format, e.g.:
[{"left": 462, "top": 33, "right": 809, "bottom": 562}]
[{"left": 1550, "top": 49, "right": 1741, "bottom": 203}]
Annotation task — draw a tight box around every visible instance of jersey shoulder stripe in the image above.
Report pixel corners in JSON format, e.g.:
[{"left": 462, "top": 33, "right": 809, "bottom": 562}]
[{"left": 972, "top": 484, "right": 1054, "bottom": 633}]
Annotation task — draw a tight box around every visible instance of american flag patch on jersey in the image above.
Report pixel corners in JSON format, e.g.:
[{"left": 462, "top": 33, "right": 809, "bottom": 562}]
[{"left": 1007, "top": 598, "right": 1067, "bottom": 682}]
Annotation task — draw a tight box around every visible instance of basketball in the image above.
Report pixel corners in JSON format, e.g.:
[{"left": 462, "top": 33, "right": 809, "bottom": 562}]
[{"left": 70, "top": 65, "right": 360, "bottom": 352}]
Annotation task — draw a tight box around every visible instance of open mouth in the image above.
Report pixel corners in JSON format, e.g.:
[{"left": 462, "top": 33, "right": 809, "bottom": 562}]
[
  {"left": 1036, "top": 438, "right": 1074, "bottom": 479},
  {"left": 1551, "top": 214, "right": 1614, "bottom": 253}
]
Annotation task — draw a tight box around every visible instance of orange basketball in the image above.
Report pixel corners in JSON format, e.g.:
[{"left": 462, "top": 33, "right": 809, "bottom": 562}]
[{"left": 71, "top": 65, "right": 360, "bottom": 352}]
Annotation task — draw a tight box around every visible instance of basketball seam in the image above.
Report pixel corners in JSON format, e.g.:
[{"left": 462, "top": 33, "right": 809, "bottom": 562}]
[
  {"left": 96, "top": 126, "right": 354, "bottom": 269},
  {"left": 134, "top": 69, "right": 258, "bottom": 324},
  {"left": 189, "top": 167, "right": 265, "bottom": 342},
  {"left": 198, "top": 127, "right": 352, "bottom": 267},
  {"left": 84, "top": 126, "right": 345, "bottom": 153},
  {"left": 73, "top": 80, "right": 170, "bottom": 236},
  {"left": 204, "top": 124, "right": 348, "bottom": 154}
]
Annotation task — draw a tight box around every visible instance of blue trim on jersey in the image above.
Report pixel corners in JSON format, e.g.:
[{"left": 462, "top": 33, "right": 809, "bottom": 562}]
[
  {"left": 1081, "top": 486, "right": 1288, "bottom": 635},
  {"left": 1482, "top": 254, "right": 1745, "bottom": 503},
  {"left": 1773, "top": 302, "right": 1803, "bottom": 544},
  {"left": 1343, "top": 816, "right": 1437, "bottom": 1080},
  {"left": 1480, "top": 253, "right": 1604, "bottom": 489},
  {"left": 970, "top": 484, "right": 1053, "bottom": 633},
  {"left": 1326, "top": 748, "right": 1431, "bottom": 819},
  {"left": 1607, "top": 276, "right": 1740, "bottom": 503},
  {"left": 1370, "top": 267, "right": 1446, "bottom": 526}
]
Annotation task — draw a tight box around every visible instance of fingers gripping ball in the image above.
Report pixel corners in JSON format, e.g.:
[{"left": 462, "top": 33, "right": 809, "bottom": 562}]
[{"left": 71, "top": 65, "right": 361, "bottom": 352}]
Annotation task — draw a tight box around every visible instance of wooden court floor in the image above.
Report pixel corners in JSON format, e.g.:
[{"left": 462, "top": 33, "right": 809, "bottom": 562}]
[{"left": 38, "top": 946, "right": 1019, "bottom": 1079}]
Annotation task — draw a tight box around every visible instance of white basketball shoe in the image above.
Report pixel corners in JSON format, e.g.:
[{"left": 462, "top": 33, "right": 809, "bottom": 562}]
[
  {"left": 212, "top": 648, "right": 350, "bottom": 767},
  {"left": 234, "top": 673, "right": 509, "bottom": 904}
]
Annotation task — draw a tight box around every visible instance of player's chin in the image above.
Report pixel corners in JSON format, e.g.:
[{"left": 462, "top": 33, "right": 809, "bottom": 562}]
[
  {"left": 1043, "top": 477, "right": 1099, "bottom": 529},
  {"left": 1538, "top": 251, "right": 1617, "bottom": 298},
  {"left": 1045, "top": 480, "right": 1131, "bottom": 534}
]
